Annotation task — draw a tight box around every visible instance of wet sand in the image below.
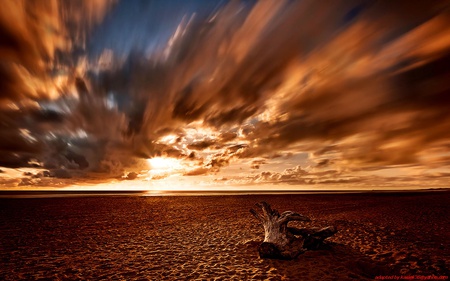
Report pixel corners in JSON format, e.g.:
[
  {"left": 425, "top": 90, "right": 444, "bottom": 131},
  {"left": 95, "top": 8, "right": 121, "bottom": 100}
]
[{"left": 0, "top": 192, "right": 449, "bottom": 280}]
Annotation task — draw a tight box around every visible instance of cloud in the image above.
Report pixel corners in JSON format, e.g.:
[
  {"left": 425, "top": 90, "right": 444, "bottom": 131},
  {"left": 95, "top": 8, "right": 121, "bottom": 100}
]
[
  {"left": 251, "top": 159, "right": 267, "bottom": 169},
  {"left": 0, "top": 0, "right": 117, "bottom": 176},
  {"left": 230, "top": 7, "right": 450, "bottom": 170},
  {"left": 187, "top": 139, "right": 217, "bottom": 151},
  {"left": 0, "top": 0, "right": 115, "bottom": 102},
  {"left": 184, "top": 167, "right": 209, "bottom": 176},
  {"left": 234, "top": 165, "right": 353, "bottom": 185},
  {"left": 1, "top": 0, "right": 450, "bottom": 187},
  {"left": 122, "top": 171, "right": 138, "bottom": 180},
  {"left": 51, "top": 169, "right": 72, "bottom": 179}
]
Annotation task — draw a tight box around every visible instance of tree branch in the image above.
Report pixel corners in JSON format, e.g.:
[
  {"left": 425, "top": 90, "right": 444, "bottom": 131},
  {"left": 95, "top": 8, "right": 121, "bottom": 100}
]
[
  {"left": 279, "top": 211, "right": 311, "bottom": 224},
  {"left": 256, "top": 201, "right": 276, "bottom": 218},
  {"left": 250, "top": 208, "right": 263, "bottom": 222}
]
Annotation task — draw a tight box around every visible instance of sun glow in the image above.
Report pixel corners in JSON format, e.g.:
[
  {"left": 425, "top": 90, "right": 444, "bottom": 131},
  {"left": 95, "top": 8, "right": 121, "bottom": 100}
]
[
  {"left": 159, "top": 134, "right": 178, "bottom": 144},
  {"left": 147, "top": 157, "right": 182, "bottom": 172}
]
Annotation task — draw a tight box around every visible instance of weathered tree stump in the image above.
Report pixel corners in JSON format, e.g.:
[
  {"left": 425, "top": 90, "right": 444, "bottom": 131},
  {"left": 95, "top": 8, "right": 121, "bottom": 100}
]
[{"left": 250, "top": 201, "right": 338, "bottom": 259}]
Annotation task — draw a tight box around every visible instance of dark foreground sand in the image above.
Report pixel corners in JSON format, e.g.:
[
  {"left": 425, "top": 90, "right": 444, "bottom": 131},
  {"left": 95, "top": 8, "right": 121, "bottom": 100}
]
[{"left": 0, "top": 192, "right": 449, "bottom": 280}]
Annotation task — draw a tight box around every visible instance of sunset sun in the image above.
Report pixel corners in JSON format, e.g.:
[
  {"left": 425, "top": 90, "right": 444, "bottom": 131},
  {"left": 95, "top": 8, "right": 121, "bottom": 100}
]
[{"left": 147, "top": 157, "right": 182, "bottom": 172}]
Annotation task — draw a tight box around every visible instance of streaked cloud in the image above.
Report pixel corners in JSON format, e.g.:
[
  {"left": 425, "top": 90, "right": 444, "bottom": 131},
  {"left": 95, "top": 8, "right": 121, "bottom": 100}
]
[{"left": 1, "top": 0, "right": 450, "bottom": 189}]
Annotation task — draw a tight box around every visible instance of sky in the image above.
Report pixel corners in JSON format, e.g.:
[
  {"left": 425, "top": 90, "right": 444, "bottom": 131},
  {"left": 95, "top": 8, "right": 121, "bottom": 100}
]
[{"left": 1, "top": 0, "right": 450, "bottom": 191}]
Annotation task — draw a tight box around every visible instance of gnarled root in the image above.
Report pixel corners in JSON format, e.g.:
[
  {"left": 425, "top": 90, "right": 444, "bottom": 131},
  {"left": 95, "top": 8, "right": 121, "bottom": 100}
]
[
  {"left": 250, "top": 202, "right": 338, "bottom": 259},
  {"left": 289, "top": 226, "right": 338, "bottom": 250}
]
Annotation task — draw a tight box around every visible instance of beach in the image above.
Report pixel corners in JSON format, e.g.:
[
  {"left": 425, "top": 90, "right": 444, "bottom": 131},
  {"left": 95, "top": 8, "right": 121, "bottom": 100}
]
[{"left": 0, "top": 191, "right": 449, "bottom": 280}]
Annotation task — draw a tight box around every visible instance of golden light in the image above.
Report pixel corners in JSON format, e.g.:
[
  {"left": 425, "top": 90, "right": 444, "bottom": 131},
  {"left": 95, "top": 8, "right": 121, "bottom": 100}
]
[
  {"left": 147, "top": 157, "right": 182, "bottom": 172},
  {"left": 159, "top": 134, "right": 178, "bottom": 144}
]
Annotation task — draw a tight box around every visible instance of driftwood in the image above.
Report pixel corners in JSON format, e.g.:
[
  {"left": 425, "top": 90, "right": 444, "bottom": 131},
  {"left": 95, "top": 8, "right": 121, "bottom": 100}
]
[{"left": 250, "top": 201, "right": 337, "bottom": 259}]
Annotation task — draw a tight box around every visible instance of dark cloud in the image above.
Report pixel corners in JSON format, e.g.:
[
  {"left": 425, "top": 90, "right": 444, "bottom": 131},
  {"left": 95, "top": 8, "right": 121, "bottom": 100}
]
[
  {"left": 315, "top": 159, "right": 331, "bottom": 168},
  {"left": 206, "top": 155, "right": 230, "bottom": 173},
  {"left": 51, "top": 169, "right": 72, "bottom": 179},
  {"left": 219, "top": 132, "right": 238, "bottom": 142},
  {"left": 184, "top": 167, "right": 209, "bottom": 176},
  {"left": 187, "top": 140, "right": 217, "bottom": 151},
  {"left": 251, "top": 159, "right": 267, "bottom": 169},
  {"left": 123, "top": 171, "right": 138, "bottom": 180},
  {"left": 0, "top": 0, "right": 118, "bottom": 179}
]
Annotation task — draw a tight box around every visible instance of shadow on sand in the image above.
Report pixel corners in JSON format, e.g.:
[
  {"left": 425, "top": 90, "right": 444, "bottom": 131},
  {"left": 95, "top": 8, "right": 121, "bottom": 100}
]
[{"left": 244, "top": 241, "right": 392, "bottom": 280}]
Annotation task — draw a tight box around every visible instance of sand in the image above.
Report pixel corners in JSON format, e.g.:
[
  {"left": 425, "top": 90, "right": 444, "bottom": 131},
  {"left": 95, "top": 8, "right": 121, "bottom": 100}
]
[{"left": 0, "top": 192, "right": 449, "bottom": 280}]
